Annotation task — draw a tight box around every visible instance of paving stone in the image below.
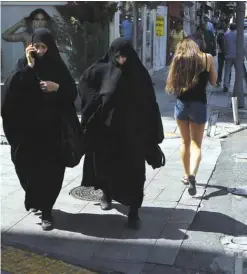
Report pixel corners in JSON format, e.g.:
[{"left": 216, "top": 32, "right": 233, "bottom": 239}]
[
  {"left": 94, "top": 241, "right": 152, "bottom": 263},
  {"left": 179, "top": 188, "right": 206, "bottom": 206},
  {"left": 143, "top": 186, "right": 165, "bottom": 202},
  {"left": 1, "top": 185, "right": 22, "bottom": 200},
  {"left": 155, "top": 183, "right": 186, "bottom": 202},
  {"left": 141, "top": 264, "right": 187, "bottom": 274},
  {"left": 147, "top": 222, "right": 189, "bottom": 265},
  {"left": 170, "top": 205, "right": 199, "bottom": 224}
]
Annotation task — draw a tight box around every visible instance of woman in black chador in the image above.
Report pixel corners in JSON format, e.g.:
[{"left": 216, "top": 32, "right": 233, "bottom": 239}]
[
  {"left": 79, "top": 38, "right": 164, "bottom": 229},
  {"left": 2, "top": 28, "right": 78, "bottom": 231}
]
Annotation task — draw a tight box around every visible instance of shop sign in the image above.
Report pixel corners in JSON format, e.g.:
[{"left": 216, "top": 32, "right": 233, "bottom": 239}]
[{"left": 156, "top": 16, "right": 164, "bottom": 36}]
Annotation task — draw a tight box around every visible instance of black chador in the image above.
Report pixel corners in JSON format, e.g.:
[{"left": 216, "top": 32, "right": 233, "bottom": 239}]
[
  {"left": 78, "top": 38, "right": 164, "bottom": 229},
  {"left": 2, "top": 28, "right": 78, "bottom": 230}
]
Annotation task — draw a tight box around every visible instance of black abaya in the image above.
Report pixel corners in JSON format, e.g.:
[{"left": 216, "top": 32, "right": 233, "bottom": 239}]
[
  {"left": 2, "top": 28, "right": 78, "bottom": 212},
  {"left": 78, "top": 38, "right": 164, "bottom": 208}
]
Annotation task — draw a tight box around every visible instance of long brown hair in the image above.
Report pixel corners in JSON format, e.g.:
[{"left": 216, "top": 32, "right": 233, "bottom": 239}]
[{"left": 166, "top": 38, "right": 204, "bottom": 94}]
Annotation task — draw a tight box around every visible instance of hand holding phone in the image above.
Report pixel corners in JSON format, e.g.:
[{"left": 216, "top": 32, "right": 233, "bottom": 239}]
[{"left": 26, "top": 45, "right": 36, "bottom": 68}]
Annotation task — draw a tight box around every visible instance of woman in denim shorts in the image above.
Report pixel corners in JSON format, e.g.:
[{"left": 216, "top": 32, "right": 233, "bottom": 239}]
[{"left": 166, "top": 38, "right": 216, "bottom": 196}]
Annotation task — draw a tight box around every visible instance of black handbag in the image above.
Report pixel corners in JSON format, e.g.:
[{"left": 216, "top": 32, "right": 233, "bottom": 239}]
[
  {"left": 145, "top": 144, "right": 166, "bottom": 169},
  {"left": 61, "top": 106, "right": 85, "bottom": 168}
]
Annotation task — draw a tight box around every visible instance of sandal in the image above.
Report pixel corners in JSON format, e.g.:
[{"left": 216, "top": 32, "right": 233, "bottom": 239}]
[
  {"left": 188, "top": 175, "right": 197, "bottom": 196},
  {"left": 181, "top": 176, "right": 189, "bottom": 185}
]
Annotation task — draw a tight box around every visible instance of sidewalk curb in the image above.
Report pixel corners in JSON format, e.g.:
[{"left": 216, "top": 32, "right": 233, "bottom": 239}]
[
  {"left": 215, "top": 126, "right": 247, "bottom": 139},
  {"left": 1, "top": 239, "right": 122, "bottom": 274}
]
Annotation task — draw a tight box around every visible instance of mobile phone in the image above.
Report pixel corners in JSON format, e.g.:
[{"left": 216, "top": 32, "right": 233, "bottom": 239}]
[{"left": 30, "top": 50, "right": 37, "bottom": 59}]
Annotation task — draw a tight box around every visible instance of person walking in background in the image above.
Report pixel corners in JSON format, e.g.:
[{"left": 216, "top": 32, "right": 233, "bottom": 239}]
[
  {"left": 190, "top": 25, "right": 207, "bottom": 52},
  {"left": 216, "top": 23, "right": 231, "bottom": 87},
  {"left": 169, "top": 20, "right": 187, "bottom": 62},
  {"left": 78, "top": 38, "right": 164, "bottom": 229},
  {"left": 1, "top": 29, "right": 78, "bottom": 231},
  {"left": 191, "top": 24, "right": 216, "bottom": 57},
  {"left": 204, "top": 15, "right": 215, "bottom": 34},
  {"left": 121, "top": 16, "right": 133, "bottom": 44},
  {"left": 166, "top": 38, "right": 217, "bottom": 196},
  {"left": 223, "top": 23, "right": 237, "bottom": 93}
]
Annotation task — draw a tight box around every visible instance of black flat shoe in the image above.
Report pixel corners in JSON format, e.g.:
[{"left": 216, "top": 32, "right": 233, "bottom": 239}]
[
  {"left": 127, "top": 215, "right": 141, "bottom": 230},
  {"left": 41, "top": 211, "right": 53, "bottom": 231},
  {"left": 188, "top": 175, "right": 197, "bottom": 196},
  {"left": 30, "top": 208, "right": 38, "bottom": 213},
  {"left": 41, "top": 219, "right": 53, "bottom": 231},
  {"left": 100, "top": 194, "right": 112, "bottom": 211}
]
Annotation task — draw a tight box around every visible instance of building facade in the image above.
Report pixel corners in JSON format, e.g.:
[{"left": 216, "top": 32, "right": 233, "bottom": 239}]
[{"left": 110, "top": 2, "right": 168, "bottom": 74}]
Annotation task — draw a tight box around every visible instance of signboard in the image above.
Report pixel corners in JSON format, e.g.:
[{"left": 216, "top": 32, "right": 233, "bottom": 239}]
[{"left": 156, "top": 16, "right": 164, "bottom": 36}]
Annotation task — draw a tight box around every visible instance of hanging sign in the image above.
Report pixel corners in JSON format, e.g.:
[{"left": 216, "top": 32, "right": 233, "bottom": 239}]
[{"left": 156, "top": 16, "right": 164, "bottom": 36}]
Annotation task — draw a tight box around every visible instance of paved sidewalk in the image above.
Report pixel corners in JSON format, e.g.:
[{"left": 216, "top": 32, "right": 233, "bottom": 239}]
[{"left": 0, "top": 64, "right": 244, "bottom": 273}]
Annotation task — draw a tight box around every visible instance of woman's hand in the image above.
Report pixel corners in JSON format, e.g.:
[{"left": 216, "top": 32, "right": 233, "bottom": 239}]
[
  {"left": 26, "top": 45, "right": 36, "bottom": 68},
  {"left": 40, "top": 81, "right": 59, "bottom": 92}
]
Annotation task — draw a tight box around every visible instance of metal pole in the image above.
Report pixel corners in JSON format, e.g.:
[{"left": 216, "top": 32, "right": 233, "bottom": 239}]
[
  {"left": 234, "top": 1, "right": 245, "bottom": 109},
  {"left": 132, "top": 2, "right": 138, "bottom": 50}
]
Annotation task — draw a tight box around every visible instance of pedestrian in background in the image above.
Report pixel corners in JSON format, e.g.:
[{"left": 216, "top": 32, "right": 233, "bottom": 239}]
[
  {"left": 78, "top": 38, "right": 164, "bottom": 229},
  {"left": 169, "top": 20, "right": 187, "bottom": 62},
  {"left": 190, "top": 24, "right": 216, "bottom": 57},
  {"left": 166, "top": 38, "right": 217, "bottom": 196},
  {"left": 204, "top": 15, "right": 215, "bottom": 34},
  {"left": 1, "top": 28, "right": 78, "bottom": 231},
  {"left": 216, "top": 23, "right": 231, "bottom": 87},
  {"left": 190, "top": 25, "right": 207, "bottom": 52},
  {"left": 223, "top": 23, "right": 237, "bottom": 93}
]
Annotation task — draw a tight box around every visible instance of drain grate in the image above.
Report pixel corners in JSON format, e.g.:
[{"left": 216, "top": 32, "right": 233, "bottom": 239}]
[{"left": 69, "top": 186, "right": 102, "bottom": 201}]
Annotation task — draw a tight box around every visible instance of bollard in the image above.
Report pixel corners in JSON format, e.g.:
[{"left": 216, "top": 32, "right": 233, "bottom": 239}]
[{"left": 232, "top": 97, "right": 240, "bottom": 125}]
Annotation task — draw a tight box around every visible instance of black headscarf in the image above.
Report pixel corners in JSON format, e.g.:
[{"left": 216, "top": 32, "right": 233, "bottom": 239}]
[
  {"left": 29, "top": 28, "right": 70, "bottom": 83},
  {"left": 2, "top": 28, "right": 77, "bottom": 109},
  {"left": 79, "top": 37, "right": 164, "bottom": 145},
  {"left": 1, "top": 28, "right": 77, "bottom": 146}
]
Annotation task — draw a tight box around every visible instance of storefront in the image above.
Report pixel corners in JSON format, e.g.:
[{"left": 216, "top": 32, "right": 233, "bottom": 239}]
[
  {"left": 115, "top": 3, "right": 167, "bottom": 74},
  {"left": 153, "top": 6, "right": 168, "bottom": 71}
]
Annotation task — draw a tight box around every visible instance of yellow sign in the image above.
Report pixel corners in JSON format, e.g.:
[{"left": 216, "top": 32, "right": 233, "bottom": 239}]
[{"left": 156, "top": 16, "right": 164, "bottom": 36}]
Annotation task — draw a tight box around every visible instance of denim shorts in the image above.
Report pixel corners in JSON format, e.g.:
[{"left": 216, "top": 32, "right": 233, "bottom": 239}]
[{"left": 174, "top": 99, "right": 207, "bottom": 124}]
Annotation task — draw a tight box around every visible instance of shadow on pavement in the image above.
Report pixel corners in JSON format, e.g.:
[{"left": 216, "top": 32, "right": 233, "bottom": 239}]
[{"left": 47, "top": 205, "right": 247, "bottom": 239}]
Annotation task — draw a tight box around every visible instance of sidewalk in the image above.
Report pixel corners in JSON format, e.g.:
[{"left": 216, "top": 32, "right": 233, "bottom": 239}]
[{"left": 0, "top": 64, "right": 245, "bottom": 273}]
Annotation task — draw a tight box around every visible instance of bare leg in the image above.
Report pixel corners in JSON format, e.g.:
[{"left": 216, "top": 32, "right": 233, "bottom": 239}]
[
  {"left": 176, "top": 119, "right": 191, "bottom": 180},
  {"left": 189, "top": 122, "right": 205, "bottom": 176}
]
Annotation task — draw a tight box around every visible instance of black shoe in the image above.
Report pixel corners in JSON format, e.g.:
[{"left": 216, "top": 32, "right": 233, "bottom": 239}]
[
  {"left": 42, "top": 219, "right": 53, "bottom": 231},
  {"left": 223, "top": 87, "right": 228, "bottom": 93},
  {"left": 30, "top": 208, "right": 38, "bottom": 213},
  {"left": 100, "top": 194, "right": 112, "bottom": 211},
  {"left": 128, "top": 214, "right": 141, "bottom": 230},
  {"left": 41, "top": 211, "right": 53, "bottom": 231},
  {"left": 128, "top": 208, "right": 141, "bottom": 230},
  {"left": 188, "top": 175, "right": 197, "bottom": 196}
]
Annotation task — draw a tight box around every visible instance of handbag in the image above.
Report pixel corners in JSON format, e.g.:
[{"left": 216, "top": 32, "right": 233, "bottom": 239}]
[
  {"left": 61, "top": 106, "right": 85, "bottom": 168},
  {"left": 145, "top": 144, "right": 166, "bottom": 169}
]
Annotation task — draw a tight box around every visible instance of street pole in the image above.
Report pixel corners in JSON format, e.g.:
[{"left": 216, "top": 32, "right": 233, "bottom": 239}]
[
  {"left": 132, "top": 2, "right": 138, "bottom": 50},
  {"left": 233, "top": 1, "right": 245, "bottom": 109}
]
